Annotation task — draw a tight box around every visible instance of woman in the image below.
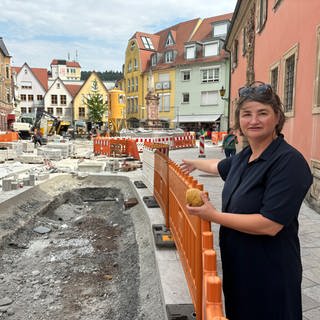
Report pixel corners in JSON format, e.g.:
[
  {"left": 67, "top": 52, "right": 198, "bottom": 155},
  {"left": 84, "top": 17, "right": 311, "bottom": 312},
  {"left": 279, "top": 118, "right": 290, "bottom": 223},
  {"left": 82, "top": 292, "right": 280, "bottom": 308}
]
[
  {"left": 180, "top": 81, "right": 313, "bottom": 320},
  {"left": 222, "top": 128, "right": 238, "bottom": 157}
]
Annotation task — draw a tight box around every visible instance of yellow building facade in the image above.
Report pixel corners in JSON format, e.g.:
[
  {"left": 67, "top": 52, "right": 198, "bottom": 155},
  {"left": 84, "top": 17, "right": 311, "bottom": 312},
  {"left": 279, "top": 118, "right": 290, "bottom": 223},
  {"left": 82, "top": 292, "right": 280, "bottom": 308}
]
[
  {"left": 73, "top": 72, "right": 108, "bottom": 125},
  {"left": 124, "top": 38, "right": 146, "bottom": 128}
]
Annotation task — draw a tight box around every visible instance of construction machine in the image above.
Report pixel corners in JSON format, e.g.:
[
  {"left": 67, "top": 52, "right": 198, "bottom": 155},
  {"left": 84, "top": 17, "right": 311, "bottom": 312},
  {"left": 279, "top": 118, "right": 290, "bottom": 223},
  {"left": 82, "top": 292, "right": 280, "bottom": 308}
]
[{"left": 34, "top": 107, "right": 71, "bottom": 137}]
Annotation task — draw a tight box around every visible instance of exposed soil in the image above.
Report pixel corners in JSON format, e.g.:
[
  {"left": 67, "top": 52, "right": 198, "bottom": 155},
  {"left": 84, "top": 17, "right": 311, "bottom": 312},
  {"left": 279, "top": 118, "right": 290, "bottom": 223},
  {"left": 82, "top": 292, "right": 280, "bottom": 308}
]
[{"left": 0, "top": 175, "right": 166, "bottom": 320}]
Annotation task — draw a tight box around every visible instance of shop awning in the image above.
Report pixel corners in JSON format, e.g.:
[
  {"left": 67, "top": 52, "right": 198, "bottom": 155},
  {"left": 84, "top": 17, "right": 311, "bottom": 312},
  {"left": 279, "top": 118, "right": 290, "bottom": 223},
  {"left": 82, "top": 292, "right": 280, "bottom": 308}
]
[{"left": 173, "top": 114, "right": 221, "bottom": 123}]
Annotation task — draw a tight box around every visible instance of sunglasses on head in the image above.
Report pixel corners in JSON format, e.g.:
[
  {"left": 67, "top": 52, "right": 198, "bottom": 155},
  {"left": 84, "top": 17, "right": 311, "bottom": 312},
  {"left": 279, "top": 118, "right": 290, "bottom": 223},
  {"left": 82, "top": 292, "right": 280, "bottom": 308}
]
[{"left": 238, "top": 83, "right": 273, "bottom": 97}]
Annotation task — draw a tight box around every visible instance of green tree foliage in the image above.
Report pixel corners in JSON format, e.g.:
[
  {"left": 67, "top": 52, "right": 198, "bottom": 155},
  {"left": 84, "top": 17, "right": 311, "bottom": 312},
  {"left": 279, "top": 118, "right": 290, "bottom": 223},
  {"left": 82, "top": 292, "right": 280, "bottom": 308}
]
[
  {"left": 83, "top": 80, "right": 108, "bottom": 126},
  {"left": 81, "top": 70, "right": 123, "bottom": 81}
]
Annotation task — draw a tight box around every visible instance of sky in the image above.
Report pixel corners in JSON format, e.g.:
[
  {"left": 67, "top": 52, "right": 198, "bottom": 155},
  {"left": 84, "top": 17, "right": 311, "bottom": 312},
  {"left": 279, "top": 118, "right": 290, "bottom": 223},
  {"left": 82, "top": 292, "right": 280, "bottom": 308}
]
[{"left": 0, "top": 0, "right": 237, "bottom": 72}]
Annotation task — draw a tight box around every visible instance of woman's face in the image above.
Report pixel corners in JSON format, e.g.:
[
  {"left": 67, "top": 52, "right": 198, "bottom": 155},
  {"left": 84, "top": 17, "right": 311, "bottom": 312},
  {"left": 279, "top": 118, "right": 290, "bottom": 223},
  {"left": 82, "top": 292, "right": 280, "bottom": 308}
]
[{"left": 239, "top": 101, "right": 279, "bottom": 143}]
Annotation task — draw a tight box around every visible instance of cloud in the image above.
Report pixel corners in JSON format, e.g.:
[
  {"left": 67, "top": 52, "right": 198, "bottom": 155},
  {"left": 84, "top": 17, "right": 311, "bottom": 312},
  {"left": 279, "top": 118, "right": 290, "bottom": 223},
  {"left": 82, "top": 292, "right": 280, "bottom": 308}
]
[{"left": 1, "top": 0, "right": 237, "bottom": 71}]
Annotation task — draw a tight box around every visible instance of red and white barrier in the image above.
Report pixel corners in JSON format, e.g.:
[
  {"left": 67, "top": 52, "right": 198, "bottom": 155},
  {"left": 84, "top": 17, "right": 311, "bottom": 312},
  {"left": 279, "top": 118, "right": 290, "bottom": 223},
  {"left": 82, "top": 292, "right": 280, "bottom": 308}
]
[{"left": 198, "top": 135, "right": 206, "bottom": 158}]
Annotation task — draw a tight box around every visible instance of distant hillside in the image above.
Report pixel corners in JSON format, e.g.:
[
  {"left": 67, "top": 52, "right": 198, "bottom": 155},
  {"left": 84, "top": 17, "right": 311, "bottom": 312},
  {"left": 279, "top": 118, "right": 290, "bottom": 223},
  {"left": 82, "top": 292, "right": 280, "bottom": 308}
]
[{"left": 81, "top": 70, "right": 123, "bottom": 81}]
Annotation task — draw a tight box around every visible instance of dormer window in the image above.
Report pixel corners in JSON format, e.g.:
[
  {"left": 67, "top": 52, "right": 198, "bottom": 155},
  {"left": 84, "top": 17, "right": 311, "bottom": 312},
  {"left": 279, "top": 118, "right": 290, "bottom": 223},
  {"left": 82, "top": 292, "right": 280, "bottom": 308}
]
[
  {"left": 203, "top": 41, "right": 219, "bottom": 57},
  {"left": 141, "top": 36, "right": 154, "bottom": 49},
  {"left": 165, "top": 32, "right": 175, "bottom": 46},
  {"left": 165, "top": 51, "right": 174, "bottom": 63},
  {"left": 213, "top": 21, "right": 229, "bottom": 39},
  {"left": 185, "top": 45, "right": 196, "bottom": 59},
  {"left": 151, "top": 54, "right": 157, "bottom": 66}
]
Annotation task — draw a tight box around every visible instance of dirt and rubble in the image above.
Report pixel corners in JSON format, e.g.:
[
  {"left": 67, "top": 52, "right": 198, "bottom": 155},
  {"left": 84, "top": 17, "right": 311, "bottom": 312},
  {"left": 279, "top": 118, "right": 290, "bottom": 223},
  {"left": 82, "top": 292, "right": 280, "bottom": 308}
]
[{"left": 0, "top": 174, "right": 166, "bottom": 320}]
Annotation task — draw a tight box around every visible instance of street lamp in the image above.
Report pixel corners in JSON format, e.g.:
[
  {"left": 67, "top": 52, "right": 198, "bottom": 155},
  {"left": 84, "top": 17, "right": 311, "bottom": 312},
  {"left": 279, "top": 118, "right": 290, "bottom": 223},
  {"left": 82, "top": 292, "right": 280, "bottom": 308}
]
[{"left": 219, "top": 86, "right": 229, "bottom": 101}]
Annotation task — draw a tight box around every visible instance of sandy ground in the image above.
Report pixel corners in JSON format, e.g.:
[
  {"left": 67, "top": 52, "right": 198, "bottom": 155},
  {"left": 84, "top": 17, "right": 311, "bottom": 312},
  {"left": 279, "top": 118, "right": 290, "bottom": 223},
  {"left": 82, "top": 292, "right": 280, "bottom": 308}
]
[{"left": 0, "top": 174, "right": 166, "bottom": 320}]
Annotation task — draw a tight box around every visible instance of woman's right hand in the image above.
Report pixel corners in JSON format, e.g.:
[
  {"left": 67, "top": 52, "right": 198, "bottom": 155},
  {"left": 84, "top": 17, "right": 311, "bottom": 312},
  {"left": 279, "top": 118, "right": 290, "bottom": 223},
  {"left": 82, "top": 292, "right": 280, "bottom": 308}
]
[{"left": 180, "top": 159, "right": 196, "bottom": 174}]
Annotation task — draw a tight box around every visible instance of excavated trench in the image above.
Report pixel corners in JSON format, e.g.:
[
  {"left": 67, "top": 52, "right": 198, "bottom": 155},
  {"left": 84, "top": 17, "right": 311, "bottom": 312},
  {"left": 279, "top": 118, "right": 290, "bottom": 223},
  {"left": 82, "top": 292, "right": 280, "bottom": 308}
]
[{"left": 0, "top": 175, "right": 166, "bottom": 320}]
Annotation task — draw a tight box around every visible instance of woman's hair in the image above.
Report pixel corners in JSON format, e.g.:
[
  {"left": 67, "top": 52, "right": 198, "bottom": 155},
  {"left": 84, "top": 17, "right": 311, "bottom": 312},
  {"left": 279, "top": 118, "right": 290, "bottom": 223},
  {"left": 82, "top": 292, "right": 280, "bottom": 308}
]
[{"left": 233, "top": 82, "right": 286, "bottom": 136}]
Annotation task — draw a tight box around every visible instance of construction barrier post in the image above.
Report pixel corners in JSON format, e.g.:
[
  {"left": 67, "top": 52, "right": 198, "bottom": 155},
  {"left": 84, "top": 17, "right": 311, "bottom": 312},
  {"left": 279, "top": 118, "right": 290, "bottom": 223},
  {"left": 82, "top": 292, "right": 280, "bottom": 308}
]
[{"left": 198, "top": 135, "right": 206, "bottom": 158}]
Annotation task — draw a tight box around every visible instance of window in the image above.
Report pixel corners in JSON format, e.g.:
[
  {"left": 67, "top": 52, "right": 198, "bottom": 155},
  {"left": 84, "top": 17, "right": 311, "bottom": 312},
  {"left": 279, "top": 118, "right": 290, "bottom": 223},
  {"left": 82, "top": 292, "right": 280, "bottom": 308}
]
[
  {"left": 21, "top": 81, "right": 32, "bottom": 89},
  {"left": 283, "top": 55, "right": 295, "bottom": 113},
  {"left": 131, "top": 78, "right": 135, "bottom": 92},
  {"left": 21, "top": 107, "right": 27, "bottom": 113},
  {"left": 185, "top": 46, "right": 196, "bottom": 59},
  {"left": 242, "top": 27, "right": 247, "bottom": 55},
  {"left": 47, "top": 108, "right": 54, "bottom": 114},
  {"left": 166, "top": 33, "right": 174, "bottom": 46},
  {"left": 281, "top": 44, "right": 298, "bottom": 115},
  {"left": 213, "top": 22, "right": 228, "bottom": 38},
  {"left": 201, "top": 91, "right": 218, "bottom": 105},
  {"left": 159, "top": 94, "right": 170, "bottom": 112},
  {"left": 135, "top": 77, "right": 138, "bottom": 91},
  {"left": 37, "top": 95, "right": 43, "bottom": 101},
  {"left": 201, "top": 68, "right": 220, "bottom": 83},
  {"left": 51, "top": 95, "right": 58, "bottom": 105},
  {"left": 60, "top": 95, "right": 67, "bottom": 105},
  {"left": 28, "top": 94, "right": 34, "bottom": 101},
  {"left": 128, "top": 61, "right": 132, "bottom": 72},
  {"left": 20, "top": 94, "right": 26, "bottom": 101},
  {"left": 28, "top": 107, "right": 32, "bottom": 113},
  {"left": 232, "top": 39, "right": 239, "bottom": 69},
  {"left": 270, "top": 64, "right": 279, "bottom": 93},
  {"left": 79, "top": 107, "right": 85, "bottom": 117},
  {"left": 165, "top": 51, "right": 174, "bottom": 63},
  {"left": 56, "top": 108, "right": 63, "bottom": 116},
  {"left": 134, "top": 58, "right": 138, "bottom": 70},
  {"left": 5, "top": 65, "right": 9, "bottom": 79},
  {"left": 182, "top": 93, "right": 190, "bottom": 103},
  {"left": 141, "top": 36, "right": 154, "bottom": 49},
  {"left": 57, "top": 83, "right": 60, "bottom": 89},
  {"left": 256, "top": 0, "right": 268, "bottom": 32},
  {"left": 181, "top": 70, "right": 191, "bottom": 81},
  {"left": 127, "top": 79, "right": 130, "bottom": 93},
  {"left": 203, "top": 42, "right": 219, "bottom": 57},
  {"left": 135, "top": 97, "right": 138, "bottom": 112},
  {"left": 151, "top": 54, "right": 157, "bottom": 66},
  {"left": 313, "top": 25, "right": 320, "bottom": 113}
]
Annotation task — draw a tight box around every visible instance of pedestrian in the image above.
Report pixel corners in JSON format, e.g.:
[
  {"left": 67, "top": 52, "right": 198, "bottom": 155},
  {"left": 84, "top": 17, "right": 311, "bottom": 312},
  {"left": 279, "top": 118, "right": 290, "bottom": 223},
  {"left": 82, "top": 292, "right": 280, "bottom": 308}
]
[
  {"left": 221, "top": 128, "right": 238, "bottom": 157},
  {"left": 180, "top": 81, "right": 313, "bottom": 320},
  {"left": 32, "top": 128, "right": 42, "bottom": 147}
]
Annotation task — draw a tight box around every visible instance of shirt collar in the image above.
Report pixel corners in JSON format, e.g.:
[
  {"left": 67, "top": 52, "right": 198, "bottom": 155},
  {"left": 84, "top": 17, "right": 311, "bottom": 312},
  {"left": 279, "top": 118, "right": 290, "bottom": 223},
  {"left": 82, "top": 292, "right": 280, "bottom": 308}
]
[{"left": 243, "top": 134, "right": 284, "bottom": 162}]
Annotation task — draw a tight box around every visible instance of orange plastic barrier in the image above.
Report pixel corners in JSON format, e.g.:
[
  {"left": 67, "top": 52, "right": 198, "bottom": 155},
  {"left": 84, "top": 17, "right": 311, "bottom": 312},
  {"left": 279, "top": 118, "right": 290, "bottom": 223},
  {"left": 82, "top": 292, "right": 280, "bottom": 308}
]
[
  {"left": 0, "top": 132, "right": 19, "bottom": 142},
  {"left": 152, "top": 154, "right": 227, "bottom": 319},
  {"left": 168, "top": 160, "right": 210, "bottom": 319},
  {"left": 93, "top": 137, "right": 140, "bottom": 160},
  {"left": 153, "top": 150, "right": 169, "bottom": 227},
  {"left": 211, "top": 132, "right": 219, "bottom": 145}
]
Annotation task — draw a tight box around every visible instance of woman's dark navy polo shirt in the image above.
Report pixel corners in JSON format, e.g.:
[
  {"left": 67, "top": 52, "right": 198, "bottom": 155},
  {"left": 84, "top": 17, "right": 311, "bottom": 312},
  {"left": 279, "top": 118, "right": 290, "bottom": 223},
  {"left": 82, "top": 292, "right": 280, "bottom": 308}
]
[{"left": 217, "top": 135, "right": 313, "bottom": 320}]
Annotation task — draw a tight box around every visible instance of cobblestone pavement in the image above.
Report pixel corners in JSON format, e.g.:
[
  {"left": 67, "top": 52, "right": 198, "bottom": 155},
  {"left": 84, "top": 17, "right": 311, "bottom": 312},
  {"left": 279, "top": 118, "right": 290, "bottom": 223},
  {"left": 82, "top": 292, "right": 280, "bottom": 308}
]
[{"left": 169, "top": 142, "right": 320, "bottom": 320}]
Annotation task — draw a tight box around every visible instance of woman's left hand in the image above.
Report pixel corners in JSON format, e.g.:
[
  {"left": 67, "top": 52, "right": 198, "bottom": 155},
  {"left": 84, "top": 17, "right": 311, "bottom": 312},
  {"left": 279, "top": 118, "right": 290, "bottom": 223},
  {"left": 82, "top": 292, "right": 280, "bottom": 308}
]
[{"left": 186, "top": 192, "right": 217, "bottom": 221}]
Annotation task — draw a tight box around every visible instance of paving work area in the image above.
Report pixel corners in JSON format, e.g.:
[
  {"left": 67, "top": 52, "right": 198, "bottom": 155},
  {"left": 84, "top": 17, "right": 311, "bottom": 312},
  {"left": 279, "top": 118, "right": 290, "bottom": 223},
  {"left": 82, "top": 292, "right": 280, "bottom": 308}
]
[{"left": 0, "top": 139, "right": 319, "bottom": 320}]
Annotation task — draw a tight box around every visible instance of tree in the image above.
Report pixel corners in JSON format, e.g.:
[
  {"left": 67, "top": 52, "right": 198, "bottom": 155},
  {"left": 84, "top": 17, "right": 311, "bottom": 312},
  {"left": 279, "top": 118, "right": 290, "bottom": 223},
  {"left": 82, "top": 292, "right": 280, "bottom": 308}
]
[{"left": 83, "top": 79, "right": 108, "bottom": 128}]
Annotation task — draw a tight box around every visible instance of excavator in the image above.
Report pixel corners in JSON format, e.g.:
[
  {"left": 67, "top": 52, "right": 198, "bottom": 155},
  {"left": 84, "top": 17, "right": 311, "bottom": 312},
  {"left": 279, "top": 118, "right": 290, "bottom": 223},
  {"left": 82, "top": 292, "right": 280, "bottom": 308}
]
[{"left": 34, "top": 107, "right": 71, "bottom": 137}]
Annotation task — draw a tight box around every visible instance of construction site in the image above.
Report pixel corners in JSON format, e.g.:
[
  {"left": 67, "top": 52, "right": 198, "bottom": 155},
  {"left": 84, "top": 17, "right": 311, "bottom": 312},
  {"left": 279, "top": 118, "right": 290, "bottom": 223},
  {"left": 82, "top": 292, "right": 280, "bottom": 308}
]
[{"left": 0, "top": 135, "right": 319, "bottom": 320}]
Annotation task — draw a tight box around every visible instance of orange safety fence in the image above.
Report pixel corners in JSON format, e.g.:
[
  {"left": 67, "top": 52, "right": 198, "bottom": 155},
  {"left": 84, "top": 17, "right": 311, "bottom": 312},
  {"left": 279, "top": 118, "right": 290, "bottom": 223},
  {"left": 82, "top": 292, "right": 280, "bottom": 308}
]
[
  {"left": 0, "top": 131, "right": 19, "bottom": 142},
  {"left": 168, "top": 159, "right": 210, "bottom": 320},
  {"left": 153, "top": 150, "right": 169, "bottom": 227},
  {"left": 211, "top": 131, "right": 228, "bottom": 145},
  {"left": 152, "top": 153, "right": 227, "bottom": 319},
  {"left": 93, "top": 137, "right": 140, "bottom": 160}
]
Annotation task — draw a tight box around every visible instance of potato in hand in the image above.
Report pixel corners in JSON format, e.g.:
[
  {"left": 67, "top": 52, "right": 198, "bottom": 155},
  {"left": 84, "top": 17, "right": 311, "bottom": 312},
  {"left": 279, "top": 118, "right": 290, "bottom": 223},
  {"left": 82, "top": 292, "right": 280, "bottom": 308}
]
[{"left": 186, "top": 188, "right": 204, "bottom": 207}]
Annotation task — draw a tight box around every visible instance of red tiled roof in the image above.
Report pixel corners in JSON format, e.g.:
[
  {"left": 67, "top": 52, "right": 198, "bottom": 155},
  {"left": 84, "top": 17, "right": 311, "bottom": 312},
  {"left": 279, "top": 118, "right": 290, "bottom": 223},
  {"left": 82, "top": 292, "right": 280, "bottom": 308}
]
[
  {"left": 50, "top": 59, "right": 81, "bottom": 68},
  {"left": 32, "top": 67, "right": 49, "bottom": 90},
  {"left": 190, "top": 13, "right": 233, "bottom": 42},
  {"left": 65, "top": 84, "right": 82, "bottom": 98},
  {"left": 12, "top": 65, "right": 49, "bottom": 90},
  {"left": 66, "top": 61, "right": 81, "bottom": 68}
]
